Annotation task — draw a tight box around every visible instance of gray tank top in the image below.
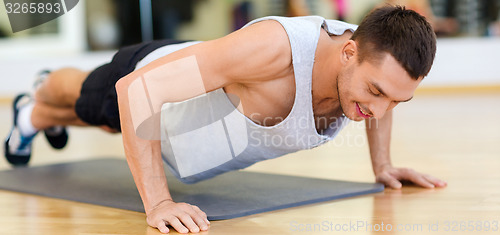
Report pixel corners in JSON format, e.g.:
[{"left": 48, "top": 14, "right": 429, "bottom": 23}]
[{"left": 136, "top": 16, "right": 357, "bottom": 184}]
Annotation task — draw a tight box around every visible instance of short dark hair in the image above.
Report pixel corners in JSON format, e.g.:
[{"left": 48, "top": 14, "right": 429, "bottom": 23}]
[{"left": 351, "top": 5, "right": 436, "bottom": 79}]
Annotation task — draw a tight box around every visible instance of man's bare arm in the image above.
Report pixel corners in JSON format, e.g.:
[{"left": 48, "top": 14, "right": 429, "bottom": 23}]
[
  {"left": 115, "top": 52, "right": 218, "bottom": 234},
  {"left": 366, "top": 110, "right": 447, "bottom": 189},
  {"left": 115, "top": 20, "right": 292, "bottom": 234}
]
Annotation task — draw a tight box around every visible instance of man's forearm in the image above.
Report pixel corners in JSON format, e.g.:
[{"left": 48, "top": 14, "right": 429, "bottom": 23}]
[
  {"left": 365, "top": 109, "right": 393, "bottom": 174},
  {"left": 123, "top": 137, "right": 172, "bottom": 213},
  {"left": 116, "top": 79, "right": 173, "bottom": 214}
]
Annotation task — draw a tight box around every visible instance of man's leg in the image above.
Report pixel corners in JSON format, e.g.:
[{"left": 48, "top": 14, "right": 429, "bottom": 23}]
[
  {"left": 3, "top": 39, "right": 175, "bottom": 165},
  {"left": 4, "top": 68, "right": 92, "bottom": 165},
  {"left": 32, "top": 68, "right": 90, "bottom": 129}
]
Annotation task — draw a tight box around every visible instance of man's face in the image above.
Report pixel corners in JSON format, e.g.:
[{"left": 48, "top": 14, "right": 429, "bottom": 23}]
[{"left": 337, "top": 52, "right": 422, "bottom": 121}]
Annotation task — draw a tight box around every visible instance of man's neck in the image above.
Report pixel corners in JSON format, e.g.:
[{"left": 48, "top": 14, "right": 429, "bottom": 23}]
[
  {"left": 310, "top": 30, "right": 350, "bottom": 131},
  {"left": 312, "top": 30, "right": 346, "bottom": 106}
]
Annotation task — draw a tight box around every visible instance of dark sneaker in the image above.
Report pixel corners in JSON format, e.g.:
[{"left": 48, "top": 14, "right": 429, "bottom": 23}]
[
  {"left": 4, "top": 93, "right": 37, "bottom": 166},
  {"left": 44, "top": 126, "right": 68, "bottom": 149}
]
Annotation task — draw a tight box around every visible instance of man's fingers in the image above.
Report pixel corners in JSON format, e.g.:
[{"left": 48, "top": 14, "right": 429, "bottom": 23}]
[
  {"left": 377, "top": 173, "right": 402, "bottom": 189},
  {"left": 156, "top": 221, "right": 170, "bottom": 234},
  {"left": 414, "top": 176, "right": 435, "bottom": 188},
  {"left": 166, "top": 217, "right": 189, "bottom": 234},
  {"left": 176, "top": 203, "right": 208, "bottom": 233},
  {"left": 423, "top": 174, "right": 448, "bottom": 187},
  {"left": 178, "top": 214, "right": 201, "bottom": 233},
  {"left": 191, "top": 205, "right": 210, "bottom": 230},
  {"left": 404, "top": 170, "right": 435, "bottom": 188}
]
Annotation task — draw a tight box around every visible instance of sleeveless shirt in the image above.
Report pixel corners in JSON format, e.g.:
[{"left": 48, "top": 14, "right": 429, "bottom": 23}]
[{"left": 135, "top": 16, "right": 357, "bottom": 183}]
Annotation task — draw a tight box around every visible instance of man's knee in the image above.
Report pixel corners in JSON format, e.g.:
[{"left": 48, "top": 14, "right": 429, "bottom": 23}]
[{"left": 36, "top": 68, "right": 86, "bottom": 106}]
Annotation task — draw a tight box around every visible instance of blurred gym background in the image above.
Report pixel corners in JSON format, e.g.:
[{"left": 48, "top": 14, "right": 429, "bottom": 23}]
[{"left": 1, "top": 0, "right": 500, "bottom": 96}]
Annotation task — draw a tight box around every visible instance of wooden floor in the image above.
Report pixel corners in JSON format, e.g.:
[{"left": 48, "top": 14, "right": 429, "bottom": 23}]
[{"left": 0, "top": 92, "right": 499, "bottom": 235}]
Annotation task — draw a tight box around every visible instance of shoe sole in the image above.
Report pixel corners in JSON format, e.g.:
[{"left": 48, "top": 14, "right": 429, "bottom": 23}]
[
  {"left": 44, "top": 128, "right": 68, "bottom": 149},
  {"left": 4, "top": 93, "right": 32, "bottom": 166}
]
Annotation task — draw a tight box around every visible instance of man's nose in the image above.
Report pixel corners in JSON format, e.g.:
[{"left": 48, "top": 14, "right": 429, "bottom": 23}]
[{"left": 369, "top": 98, "right": 392, "bottom": 119}]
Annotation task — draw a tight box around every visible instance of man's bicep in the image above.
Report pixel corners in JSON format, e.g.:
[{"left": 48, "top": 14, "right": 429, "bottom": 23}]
[
  {"left": 141, "top": 55, "right": 206, "bottom": 108},
  {"left": 117, "top": 50, "right": 224, "bottom": 141}
]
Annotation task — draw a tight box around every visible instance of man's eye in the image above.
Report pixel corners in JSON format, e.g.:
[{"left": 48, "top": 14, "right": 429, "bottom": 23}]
[{"left": 369, "top": 88, "right": 380, "bottom": 96}]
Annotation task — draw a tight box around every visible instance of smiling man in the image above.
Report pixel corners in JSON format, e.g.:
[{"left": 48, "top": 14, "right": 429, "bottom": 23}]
[{"left": 5, "top": 5, "right": 447, "bottom": 234}]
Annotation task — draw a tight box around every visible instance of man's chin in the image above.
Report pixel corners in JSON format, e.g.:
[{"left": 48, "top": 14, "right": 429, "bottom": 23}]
[
  {"left": 339, "top": 101, "right": 359, "bottom": 121},
  {"left": 341, "top": 106, "right": 364, "bottom": 122},
  {"left": 345, "top": 114, "right": 364, "bottom": 122}
]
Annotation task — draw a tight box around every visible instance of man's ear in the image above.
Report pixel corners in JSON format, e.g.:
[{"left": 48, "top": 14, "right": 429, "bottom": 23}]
[{"left": 341, "top": 40, "right": 357, "bottom": 65}]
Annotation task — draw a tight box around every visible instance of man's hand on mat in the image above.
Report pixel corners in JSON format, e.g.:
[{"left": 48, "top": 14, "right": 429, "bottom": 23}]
[
  {"left": 374, "top": 164, "right": 447, "bottom": 189},
  {"left": 146, "top": 199, "right": 210, "bottom": 234}
]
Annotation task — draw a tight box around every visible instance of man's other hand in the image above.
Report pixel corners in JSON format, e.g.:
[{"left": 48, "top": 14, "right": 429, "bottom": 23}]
[{"left": 375, "top": 164, "right": 448, "bottom": 189}]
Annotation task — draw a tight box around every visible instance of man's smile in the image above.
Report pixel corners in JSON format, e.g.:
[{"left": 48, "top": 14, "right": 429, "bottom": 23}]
[{"left": 356, "top": 102, "right": 372, "bottom": 119}]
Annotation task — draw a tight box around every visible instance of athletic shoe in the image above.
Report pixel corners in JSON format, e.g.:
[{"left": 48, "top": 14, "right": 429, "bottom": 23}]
[
  {"left": 44, "top": 126, "right": 68, "bottom": 149},
  {"left": 33, "top": 70, "right": 69, "bottom": 150},
  {"left": 4, "top": 93, "right": 37, "bottom": 166},
  {"left": 32, "top": 69, "right": 51, "bottom": 90}
]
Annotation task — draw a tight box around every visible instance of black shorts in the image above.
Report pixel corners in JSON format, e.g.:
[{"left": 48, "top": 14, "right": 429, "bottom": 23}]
[{"left": 75, "top": 39, "right": 187, "bottom": 132}]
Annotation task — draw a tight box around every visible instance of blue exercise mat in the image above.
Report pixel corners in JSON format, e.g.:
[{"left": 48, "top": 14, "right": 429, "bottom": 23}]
[{"left": 0, "top": 158, "right": 384, "bottom": 220}]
